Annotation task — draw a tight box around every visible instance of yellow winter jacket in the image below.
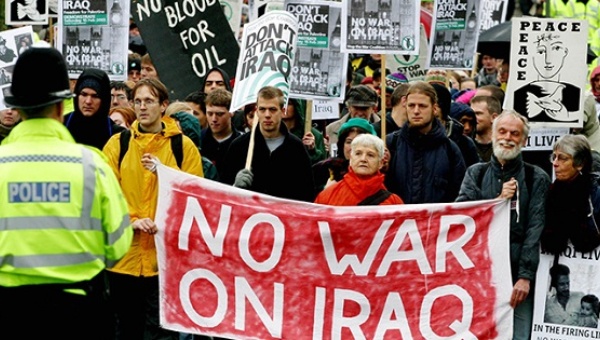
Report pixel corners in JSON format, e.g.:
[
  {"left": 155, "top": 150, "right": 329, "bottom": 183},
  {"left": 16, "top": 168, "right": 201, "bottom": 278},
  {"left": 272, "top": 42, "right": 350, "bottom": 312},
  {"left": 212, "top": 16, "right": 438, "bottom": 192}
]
[{"left": 102, "top": 117, "right": 203, "bottom": 277}]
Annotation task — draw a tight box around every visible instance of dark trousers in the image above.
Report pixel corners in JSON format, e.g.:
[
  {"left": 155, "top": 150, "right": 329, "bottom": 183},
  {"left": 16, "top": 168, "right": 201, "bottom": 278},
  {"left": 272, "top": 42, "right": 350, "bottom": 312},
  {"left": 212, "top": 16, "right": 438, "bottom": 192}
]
[
  {"left": 108, "top": 272, "right": 179, "bottom": 340},
  {"left": 0, "top": 273, "right": 112, "bottom": 340}
]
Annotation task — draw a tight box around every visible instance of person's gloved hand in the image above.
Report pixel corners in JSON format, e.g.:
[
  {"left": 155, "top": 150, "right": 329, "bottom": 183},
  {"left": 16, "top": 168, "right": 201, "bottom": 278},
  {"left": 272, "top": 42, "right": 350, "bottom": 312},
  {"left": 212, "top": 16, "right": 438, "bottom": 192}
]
[{"left": 234, "top": 169, "right": 253, "bottom": 188}]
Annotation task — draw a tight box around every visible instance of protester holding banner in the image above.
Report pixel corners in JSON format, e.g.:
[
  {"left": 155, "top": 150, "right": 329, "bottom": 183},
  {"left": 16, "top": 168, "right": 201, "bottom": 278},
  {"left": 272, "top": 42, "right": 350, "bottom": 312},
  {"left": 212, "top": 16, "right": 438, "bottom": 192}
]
[
  {"left": 541, "top": 134, "right": 600, "bottom": 255},
  {"left": 456, "top": 110, "right": 551, "bottom": 339},
  {"left": 315, "top": 133, "right": 403, "bottom": 206},
  {"left": 386, "top": 81, "right": 466, "bottom": 204},
  {"left": 64, "top": 68, "right": 125, "bottom": 150},
  {"left": 313, "top": 117, "right": 377, "bottom": 192},
  {"left": 102, "top": 78, "right": 203, "bottom": 340},
  {"left": 222, "top": 86, "right": 315, "bottom": 202}
]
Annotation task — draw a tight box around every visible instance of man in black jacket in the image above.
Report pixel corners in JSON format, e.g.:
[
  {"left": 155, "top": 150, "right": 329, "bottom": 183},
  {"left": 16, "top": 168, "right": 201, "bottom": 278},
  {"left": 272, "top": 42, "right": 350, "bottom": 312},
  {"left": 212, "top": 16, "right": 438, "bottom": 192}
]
[{"left": 221, "top": 86, "right": 315, "bottom": 202}]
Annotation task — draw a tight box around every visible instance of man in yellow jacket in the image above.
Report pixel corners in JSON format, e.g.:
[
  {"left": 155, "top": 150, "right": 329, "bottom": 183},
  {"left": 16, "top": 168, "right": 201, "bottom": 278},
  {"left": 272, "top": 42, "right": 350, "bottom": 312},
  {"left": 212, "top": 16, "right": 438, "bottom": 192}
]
[
  {"left": 103, "top": 78, "right": 203, "bottom": 339},
  {"left": 0, "top": 45, "right": 133, "bottom": 339}
]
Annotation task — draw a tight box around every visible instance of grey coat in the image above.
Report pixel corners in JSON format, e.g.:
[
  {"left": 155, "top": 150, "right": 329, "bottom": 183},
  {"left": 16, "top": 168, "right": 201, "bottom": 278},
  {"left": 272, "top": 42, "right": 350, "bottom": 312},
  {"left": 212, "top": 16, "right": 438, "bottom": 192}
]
[{"left": 456, "top": 154, "right": 550, "bottom": 282}]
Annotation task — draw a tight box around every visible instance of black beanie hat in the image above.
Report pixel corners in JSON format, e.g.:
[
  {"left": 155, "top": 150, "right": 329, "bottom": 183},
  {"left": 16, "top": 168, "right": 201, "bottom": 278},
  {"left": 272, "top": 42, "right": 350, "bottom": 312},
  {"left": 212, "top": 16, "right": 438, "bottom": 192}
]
[{"left": 76, "top": 77, "right": 103, "bottom": 97}]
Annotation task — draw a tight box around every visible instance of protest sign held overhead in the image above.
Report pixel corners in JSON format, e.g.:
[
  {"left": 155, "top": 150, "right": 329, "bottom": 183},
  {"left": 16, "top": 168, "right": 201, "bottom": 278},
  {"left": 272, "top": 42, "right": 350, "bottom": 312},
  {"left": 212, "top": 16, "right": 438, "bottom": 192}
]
[
  {"left": 341, "top": 0, "right": 420, "bottom": 55},
  {"left": 0, "top": 26, "right": 35, "bottom": 110},
  {"left": 133, "top": 0, "right": 239, "bottom": 100},
  {"left": 428, "top": 0, "right": 480, "bottom": 69},
  {"left": 479, "top": 0, "right": 508, "bottom": 33},
  {"left": 504, "top": 18, "right": 587, "bottom": 128},
  {"left": 386, "top": 25, "right": 429, "bottom": 82},
  {"left": 230, "top": 10, "right": 298, "bottom": 111},
  {"left": 285, "top": 0, "right": 347, "bottom": 101},
  {"left": 154, "top": 164, "right": 514, "bottom": 339},
  {"left": 6, "top": 0, "right": 49, "bottom": 25},
  {"left": 533, "top": 246, "right": 600, "bottom": 340},
  {"left": 57, "top": 0, "right": 129, "bottom": 80}
]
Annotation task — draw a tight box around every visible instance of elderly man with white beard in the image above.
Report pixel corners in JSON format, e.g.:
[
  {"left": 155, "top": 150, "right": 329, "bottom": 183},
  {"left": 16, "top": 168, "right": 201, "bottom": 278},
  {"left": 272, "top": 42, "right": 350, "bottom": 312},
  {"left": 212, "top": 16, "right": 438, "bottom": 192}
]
[{"left": 456, "top": 110, "right": 550, "bottom": 340}]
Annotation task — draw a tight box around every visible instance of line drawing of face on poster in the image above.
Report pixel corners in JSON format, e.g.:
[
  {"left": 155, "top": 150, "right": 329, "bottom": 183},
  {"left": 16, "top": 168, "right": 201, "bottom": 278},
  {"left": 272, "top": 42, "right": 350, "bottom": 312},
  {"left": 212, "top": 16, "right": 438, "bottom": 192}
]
[
  {"left": 532, "top": 33, "right": 568, "bottom": 81},
  {"left": 513, "top": 32, "right": 581, "bottom": 123}
]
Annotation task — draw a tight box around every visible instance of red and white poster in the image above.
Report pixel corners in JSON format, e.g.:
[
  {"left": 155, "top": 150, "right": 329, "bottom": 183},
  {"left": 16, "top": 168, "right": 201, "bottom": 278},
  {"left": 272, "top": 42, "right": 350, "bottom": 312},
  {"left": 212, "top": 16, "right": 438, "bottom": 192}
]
[{"left": 155, "top": 165, "right": 513, "bottom": 339}]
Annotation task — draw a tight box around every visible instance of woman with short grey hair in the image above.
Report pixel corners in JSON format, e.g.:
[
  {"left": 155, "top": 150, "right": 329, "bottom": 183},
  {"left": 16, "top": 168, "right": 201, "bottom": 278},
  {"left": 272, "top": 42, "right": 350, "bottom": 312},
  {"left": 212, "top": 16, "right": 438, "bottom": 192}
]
[
  {"left": 542, "top": 134, "right": 600, "bottom": 254},
  {"left": 315, "top": 133, "right": 403, "bottom": 206}
]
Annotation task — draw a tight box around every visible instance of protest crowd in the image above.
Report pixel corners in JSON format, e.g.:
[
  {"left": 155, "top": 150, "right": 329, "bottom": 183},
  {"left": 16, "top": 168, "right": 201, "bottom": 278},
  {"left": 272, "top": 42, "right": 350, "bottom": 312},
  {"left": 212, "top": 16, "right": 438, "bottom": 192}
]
[{"left": 2, "top": 0, "right": 600, "bottom": 339}]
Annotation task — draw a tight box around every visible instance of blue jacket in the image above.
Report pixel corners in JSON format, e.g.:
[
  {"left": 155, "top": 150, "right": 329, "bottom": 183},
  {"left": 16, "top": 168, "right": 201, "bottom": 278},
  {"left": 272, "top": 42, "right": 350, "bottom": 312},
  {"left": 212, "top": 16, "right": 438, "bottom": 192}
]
[{"left": 385, "top": 119, "right": 466, "bottom": 204}]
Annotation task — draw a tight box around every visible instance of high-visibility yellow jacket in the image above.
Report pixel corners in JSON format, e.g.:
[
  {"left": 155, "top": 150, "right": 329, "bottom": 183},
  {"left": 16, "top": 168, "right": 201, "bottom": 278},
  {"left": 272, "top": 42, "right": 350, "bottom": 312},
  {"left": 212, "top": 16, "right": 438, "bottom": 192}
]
[
  {"left": 0, "top": 119, "right": 132, "bottom": 287},
  {"left": 572, "top": 0, "right": 600, "bottom": 41},
  {"left": 545, "top": 0, "right": 576, "bottom": 18},
  {"left": 103, "top": 117, "right": 203, "bottom": 277}
]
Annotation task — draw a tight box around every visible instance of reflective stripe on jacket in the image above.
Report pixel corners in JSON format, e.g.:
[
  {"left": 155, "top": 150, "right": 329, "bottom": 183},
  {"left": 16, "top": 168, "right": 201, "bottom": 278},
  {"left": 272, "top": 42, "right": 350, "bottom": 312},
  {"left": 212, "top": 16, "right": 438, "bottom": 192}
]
[{"left": 0, "top": 119, "right": 132, "bottom": 287}]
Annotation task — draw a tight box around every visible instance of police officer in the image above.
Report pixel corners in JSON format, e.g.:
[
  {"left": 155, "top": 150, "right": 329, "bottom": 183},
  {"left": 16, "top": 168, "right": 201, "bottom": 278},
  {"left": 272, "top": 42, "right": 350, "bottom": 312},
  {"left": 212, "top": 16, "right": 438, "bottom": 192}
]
[{"left": 0, "top": 45, "right": 133, "bottom": 339}]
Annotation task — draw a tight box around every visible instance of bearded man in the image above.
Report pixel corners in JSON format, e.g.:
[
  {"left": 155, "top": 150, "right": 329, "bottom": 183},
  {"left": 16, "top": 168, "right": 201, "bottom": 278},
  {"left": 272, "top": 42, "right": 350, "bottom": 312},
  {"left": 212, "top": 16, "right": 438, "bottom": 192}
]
[{"left": 456, "top": 109, "right": 551, "bottom": 340}]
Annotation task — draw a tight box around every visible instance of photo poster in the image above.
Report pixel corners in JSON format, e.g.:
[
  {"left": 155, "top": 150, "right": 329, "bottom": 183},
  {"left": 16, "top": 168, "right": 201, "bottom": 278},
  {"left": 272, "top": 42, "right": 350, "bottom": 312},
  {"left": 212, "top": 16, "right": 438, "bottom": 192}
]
[
  {"left": 285, "top": 0, "right": 347, "bottom": 101},
  {"left": 6, "top": 0, "right": 49, "bottom": 25},
  {"left": 386, "top": 24, "right": 429, "bottom": 82},
  {"left": 132, "top": 0, "right": 240, "bottom": 101},
  {"left": 155, "top": 164, "right": 515, "bottom": 339},
  {"left": 504, "top": 18, "right": 588, "bottom": 128},
  {"left": 249, "top": 0, "right": 284, "bottom": 21},
  {"left": 57, "top": 0, "right": 129, "bottom": 81},
  {"left": 341, "top": 0, "right": 420, "bottom": 55},
  {"left": 479, "top": 0, "right": 508, "bottom": 33},
  {"left": 532, "top": 246, "right": 600, "bottom": 340},
  {"left": 230, "top": 11, "right": 298, "bottom": 112},
  {"left": 219, "top": 0, "right": 243, "bottom": 39},
  {"left": 428, "top": 0, "right": 480, "bottom": 70},
  {"left": 0, "top": 26, "right": 35, "bottom": 111}
]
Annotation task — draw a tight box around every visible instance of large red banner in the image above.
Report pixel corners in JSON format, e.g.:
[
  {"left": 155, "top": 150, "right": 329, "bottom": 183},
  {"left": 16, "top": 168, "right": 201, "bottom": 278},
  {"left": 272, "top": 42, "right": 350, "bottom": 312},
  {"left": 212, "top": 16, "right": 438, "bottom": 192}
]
[{"left": 155, "top": 165, "right": 513, "bottom": 339}]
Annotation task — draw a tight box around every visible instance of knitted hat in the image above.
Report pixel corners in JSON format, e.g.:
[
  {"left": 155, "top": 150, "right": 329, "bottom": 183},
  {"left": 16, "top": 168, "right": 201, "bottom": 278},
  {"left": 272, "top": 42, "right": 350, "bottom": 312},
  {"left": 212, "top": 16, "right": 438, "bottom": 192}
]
[
  {"left": 338, "top": 117, "right": 376, "bottom": 136},
  {"left": 449, "top": 102, "right": 475, "bottom": 120},
  {"left": 425, "top": 69, "right": 447, "bottom": 87},
  {"left": 76, "top": 77, "right": 103, "bottom": 97},
  {"left": 345, "top": 85, "right": 378, "bottom": 107},
  {"left": 386, "top": 72, "right": 408, "bottom": 88},
  {"left": 128, "top": 57, "right": 141, "bottom": 72}
]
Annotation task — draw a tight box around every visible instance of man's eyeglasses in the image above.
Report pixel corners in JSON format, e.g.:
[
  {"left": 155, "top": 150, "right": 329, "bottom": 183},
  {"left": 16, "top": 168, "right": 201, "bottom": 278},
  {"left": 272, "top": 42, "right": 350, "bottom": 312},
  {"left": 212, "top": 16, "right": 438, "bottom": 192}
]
[{"left": 134, "top": 99, "right": 158, "bottom": 107}]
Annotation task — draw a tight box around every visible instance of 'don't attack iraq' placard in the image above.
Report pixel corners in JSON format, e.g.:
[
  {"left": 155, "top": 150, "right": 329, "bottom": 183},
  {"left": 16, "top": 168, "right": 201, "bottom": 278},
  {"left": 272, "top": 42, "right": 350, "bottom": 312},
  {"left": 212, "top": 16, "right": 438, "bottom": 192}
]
[
  {"left": 230, "top": 11, "right": 298, "bottom": 111},
  {"left": 428, "top": 0, "right": 480, "bottom": 69},
  {"left": 504, "top": 18, "right": 588, "bottom": 128}
]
